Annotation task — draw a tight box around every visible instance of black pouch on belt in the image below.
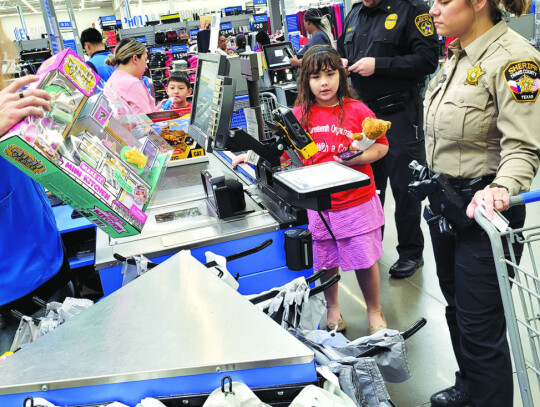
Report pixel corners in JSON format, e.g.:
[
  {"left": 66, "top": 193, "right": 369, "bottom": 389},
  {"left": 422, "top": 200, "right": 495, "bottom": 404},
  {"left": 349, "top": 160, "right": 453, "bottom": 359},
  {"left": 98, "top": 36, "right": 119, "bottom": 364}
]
[
  {"left": 368, "top": 91, "right": 405, "bottom": 114},
  {"left": 284, "top": 228, "right": 313, "bottom": 271}
]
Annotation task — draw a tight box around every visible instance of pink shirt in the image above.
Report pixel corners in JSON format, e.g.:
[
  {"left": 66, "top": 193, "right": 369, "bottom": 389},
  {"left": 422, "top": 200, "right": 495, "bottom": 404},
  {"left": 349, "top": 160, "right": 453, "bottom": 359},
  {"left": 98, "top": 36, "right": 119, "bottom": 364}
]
[{"left": 104, "top": 69, "right": 157, "bottom": 115}]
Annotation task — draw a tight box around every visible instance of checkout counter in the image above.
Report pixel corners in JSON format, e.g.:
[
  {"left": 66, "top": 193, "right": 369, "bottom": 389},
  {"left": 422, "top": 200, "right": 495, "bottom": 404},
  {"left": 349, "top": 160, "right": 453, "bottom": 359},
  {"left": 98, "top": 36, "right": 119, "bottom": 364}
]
[{"left": 0, "top": 52, "right": 370, "bottom": 406}]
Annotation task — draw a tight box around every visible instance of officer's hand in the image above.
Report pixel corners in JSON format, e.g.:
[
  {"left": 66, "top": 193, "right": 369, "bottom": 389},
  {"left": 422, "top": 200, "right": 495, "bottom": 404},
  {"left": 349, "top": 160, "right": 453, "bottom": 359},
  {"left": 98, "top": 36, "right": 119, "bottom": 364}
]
[
  {"left": 466, "top": 186, "right": 510, "bottom": 220},
  {"left": 341, "top": 58, "right": 349, "bottom": 68},
  {"left": 348, "top": 57, "right": 375, "bottom": 77}
]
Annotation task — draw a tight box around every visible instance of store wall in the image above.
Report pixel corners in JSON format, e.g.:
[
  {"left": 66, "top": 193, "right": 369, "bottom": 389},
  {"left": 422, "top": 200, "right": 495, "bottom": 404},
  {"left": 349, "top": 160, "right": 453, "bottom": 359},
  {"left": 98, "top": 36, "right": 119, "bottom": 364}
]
[{"left": 3, "top": 7, "right": 115, "bottom": 41}]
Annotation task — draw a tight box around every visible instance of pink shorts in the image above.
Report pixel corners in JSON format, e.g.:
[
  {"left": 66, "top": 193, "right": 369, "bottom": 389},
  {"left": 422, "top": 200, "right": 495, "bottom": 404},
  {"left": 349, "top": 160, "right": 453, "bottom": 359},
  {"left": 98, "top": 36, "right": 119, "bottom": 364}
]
[{"left": 308, "top": 195, "right": 384, "bottom": 271}]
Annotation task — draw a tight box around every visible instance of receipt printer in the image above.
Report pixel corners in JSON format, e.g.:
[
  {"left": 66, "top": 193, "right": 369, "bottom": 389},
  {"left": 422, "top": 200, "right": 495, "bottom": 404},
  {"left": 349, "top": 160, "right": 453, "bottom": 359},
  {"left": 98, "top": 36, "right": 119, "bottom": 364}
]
[{"left": 201, "top": 169, "right": 246, "bottom": 219}]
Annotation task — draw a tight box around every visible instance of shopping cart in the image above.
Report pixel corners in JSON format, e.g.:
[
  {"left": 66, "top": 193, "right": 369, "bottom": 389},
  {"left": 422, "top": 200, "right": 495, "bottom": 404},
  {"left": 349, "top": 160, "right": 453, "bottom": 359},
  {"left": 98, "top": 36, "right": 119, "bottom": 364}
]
[
  {"left": 475, "top": 190, "right": 540, "bottom": 407},
  {"left": 230, "top": 92, "right": 279, "bottom": 140}
]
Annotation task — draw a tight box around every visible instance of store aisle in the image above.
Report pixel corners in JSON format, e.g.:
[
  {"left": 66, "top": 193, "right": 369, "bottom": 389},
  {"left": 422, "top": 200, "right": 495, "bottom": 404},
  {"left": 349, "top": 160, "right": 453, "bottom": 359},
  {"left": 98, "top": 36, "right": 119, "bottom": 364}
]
[{"left": 325, "top": 174, "right": 540, "bottom": 407}]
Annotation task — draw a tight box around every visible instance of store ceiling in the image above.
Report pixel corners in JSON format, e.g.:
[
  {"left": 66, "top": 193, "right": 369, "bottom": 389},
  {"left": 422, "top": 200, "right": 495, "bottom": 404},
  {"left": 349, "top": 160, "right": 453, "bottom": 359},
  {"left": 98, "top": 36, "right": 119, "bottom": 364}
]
[{"left": 0, "top": 0, "right": 114, "bottom": 16}]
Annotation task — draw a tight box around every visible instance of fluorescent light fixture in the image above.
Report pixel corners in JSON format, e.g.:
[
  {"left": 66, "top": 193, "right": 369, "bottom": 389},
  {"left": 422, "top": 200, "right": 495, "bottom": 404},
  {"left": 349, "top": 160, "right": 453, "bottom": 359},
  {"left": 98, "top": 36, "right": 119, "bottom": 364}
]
[
  {"left": 81, "top": 0, "right": 85, "bottom": 9},
  {"left": 21, "top": 0, "right": 38, "bottom": 13}
]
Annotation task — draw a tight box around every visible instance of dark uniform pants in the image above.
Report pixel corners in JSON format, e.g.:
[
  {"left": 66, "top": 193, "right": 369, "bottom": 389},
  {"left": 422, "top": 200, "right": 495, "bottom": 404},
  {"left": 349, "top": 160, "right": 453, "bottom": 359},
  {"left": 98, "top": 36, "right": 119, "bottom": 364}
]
[
  {"left": 370, "top": 94, "right": 425, "bottom": 261},
  {"left": 429, "top": 184, "right": 525, "bottom": 407}
]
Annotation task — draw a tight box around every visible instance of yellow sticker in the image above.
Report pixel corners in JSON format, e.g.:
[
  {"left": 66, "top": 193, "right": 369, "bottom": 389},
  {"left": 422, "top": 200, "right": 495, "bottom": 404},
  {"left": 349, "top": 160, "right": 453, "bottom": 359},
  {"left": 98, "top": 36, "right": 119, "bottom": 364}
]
[
  {"left": 464, "top": 63, "right": 485, "bottom": 86},
  {"left": 414, "top": 14, "right": 434, "bottom": 37},
  {"left": 348, "top": 27, "right": 353, "bottom": 32},
  {"left": 385, "top": 14, "right": 398, "bottom": 30}
]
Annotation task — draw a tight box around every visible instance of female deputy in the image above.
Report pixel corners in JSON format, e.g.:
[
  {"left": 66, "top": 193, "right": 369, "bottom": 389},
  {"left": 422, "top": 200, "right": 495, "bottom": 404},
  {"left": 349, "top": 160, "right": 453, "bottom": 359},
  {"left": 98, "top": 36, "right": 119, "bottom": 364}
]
[
  {"left": 289, "top": 9, "right": 334, "bottom": 67},
  {"left": 425, "top": 0, "right": 540, "bottom": 405},
  {"left": 104, "top": 39, "right": 159, "bottom": 115}
]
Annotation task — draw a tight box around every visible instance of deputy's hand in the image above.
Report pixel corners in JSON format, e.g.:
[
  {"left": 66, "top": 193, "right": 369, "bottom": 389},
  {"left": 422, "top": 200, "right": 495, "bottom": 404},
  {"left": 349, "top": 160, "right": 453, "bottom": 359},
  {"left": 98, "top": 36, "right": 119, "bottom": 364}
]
[
  {"left": 348, "top": 57, "right": 375, "bottom": 77},
  {"left": 466, "top": 186, "right": 510, "bottom": 220},
  {"left": 0, "top": 75, "right": 51, "bottom": 137}
]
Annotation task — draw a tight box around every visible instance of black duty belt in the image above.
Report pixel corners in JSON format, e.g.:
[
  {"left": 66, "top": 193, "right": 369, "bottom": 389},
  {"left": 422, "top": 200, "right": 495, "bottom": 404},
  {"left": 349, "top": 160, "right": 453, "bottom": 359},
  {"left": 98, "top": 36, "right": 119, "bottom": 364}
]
[
  {"left": 364, "top": 87, "right": 419, "bottom": 114},
  {"left": 446, "top": 175, "right": 496, "bottom": 199}
]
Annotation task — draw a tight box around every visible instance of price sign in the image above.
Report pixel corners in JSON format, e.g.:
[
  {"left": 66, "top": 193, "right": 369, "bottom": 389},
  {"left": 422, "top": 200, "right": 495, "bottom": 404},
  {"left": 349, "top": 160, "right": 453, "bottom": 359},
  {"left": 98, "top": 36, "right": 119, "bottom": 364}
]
[
  {"left": 253, "top": 14, "right": 268, "bottom": 31},
  {"left": 220, "top": 22, "right": 233, "bottom": 35}
]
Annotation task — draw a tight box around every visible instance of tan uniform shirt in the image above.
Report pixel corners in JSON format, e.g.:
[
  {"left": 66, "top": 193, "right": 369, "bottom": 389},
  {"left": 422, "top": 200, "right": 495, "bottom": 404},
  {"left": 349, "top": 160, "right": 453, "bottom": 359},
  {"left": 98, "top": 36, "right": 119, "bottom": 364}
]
[{"left": 424, "top": 21, "right": 540, "bottom": 195}]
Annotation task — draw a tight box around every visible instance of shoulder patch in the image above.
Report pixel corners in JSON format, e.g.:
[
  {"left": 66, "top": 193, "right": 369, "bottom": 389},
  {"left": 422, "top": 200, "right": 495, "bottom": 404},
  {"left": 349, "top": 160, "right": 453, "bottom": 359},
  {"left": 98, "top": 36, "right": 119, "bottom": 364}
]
[
  {"left": 504, "top": 60, "right": 540, "bottom": 102},
  {"left": 415, "top": 14, "right": 434, "bottom": 36}
]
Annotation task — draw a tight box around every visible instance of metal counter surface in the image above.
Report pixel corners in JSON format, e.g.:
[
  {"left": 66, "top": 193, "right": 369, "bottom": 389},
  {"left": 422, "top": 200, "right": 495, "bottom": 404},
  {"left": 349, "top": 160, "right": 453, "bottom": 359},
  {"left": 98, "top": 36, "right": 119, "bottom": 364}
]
[
  {"left": 95, "top": 155, "right": 279, "bottom": 269},
  {"left": 0, "top": 251, "right": 315, "bottom": 400}
]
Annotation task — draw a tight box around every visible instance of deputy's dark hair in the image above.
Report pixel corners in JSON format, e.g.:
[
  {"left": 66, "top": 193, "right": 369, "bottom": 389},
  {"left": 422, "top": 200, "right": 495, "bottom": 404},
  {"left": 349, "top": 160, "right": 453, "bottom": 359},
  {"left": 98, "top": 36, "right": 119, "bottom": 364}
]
[
  {"left": 105, "top": 38, "right": 146, "bottom": 66},
  {"left": 294, "top": 45, "right": 356, "bottom": 129},
  {"left": 479, "top": 0, "right": 531, "bottom": 22},
  {"left": 167, "top": 71, "right": 191, "bottom": 89},
  {"left": 80, "top": 27, "right": 103, "bottom": 47}
]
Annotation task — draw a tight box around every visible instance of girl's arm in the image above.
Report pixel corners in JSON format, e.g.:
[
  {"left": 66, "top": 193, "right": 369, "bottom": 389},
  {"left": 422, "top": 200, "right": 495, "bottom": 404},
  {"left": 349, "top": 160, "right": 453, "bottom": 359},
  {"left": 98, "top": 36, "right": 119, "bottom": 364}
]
[{"left": 333, "top": 143, "right": 388, "bottom": 166}]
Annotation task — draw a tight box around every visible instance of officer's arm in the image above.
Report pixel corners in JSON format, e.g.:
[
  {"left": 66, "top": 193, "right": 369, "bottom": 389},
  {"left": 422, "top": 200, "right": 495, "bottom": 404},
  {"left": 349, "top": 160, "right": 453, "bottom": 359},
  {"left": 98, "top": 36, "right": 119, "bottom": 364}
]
[
  {"left": 374, "top": 7, "right": 439, "bottom": 78},
  {"left": 492, "top": 57, "right": 540, "bottom": 196},
  {"left": 336, "top": 31, "right": 345, "bottom": 58}
]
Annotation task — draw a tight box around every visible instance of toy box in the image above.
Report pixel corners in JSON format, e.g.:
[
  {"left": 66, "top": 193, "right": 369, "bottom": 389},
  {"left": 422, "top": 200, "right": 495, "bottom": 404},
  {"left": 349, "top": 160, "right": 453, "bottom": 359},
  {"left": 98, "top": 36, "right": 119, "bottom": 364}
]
[
  {"left": 0, "top": 50, "right": 172, "bottom": 238},
  {"left": 149, "top": 117, "right": 205, "bottom": 164}
]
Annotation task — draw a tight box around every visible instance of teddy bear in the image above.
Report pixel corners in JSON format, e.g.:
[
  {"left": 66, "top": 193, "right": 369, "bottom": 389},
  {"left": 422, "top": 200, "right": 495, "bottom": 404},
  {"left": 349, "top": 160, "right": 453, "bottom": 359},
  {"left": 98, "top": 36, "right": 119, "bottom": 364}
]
[{"left": 350, "top": 117, "right": 392, "bottom": 151}]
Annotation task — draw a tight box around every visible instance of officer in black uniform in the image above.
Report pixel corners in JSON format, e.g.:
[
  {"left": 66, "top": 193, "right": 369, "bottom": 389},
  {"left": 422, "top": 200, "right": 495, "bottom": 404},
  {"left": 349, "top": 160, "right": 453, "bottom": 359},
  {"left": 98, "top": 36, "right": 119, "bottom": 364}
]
[{"left": 337, "top": 0, "right": 439, "bottom": 278}]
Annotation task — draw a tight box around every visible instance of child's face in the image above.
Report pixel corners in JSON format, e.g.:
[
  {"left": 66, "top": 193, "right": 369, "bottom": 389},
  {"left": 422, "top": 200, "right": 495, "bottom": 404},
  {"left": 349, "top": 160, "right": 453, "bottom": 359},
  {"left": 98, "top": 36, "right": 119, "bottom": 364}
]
[
  {"left": 166, "top": 81, "right": 192, "bottom": 106},
  {"left": 309, "top": 68, "right": 340, "bottom": 107}
]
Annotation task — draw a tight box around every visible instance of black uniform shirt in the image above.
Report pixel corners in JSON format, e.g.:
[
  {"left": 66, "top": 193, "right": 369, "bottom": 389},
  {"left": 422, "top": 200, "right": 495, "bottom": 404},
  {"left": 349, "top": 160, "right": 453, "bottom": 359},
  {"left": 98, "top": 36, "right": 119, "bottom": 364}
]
[{"left": 337, "top": 0, "right": 439, "bottom": 100}]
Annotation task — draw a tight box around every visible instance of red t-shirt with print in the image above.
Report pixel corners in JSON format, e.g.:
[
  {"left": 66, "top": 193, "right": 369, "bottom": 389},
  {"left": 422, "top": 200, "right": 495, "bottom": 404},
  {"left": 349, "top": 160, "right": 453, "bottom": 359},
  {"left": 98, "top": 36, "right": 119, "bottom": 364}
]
[{"left": 292, "top": 98, "right": 388, "bottom": 210}]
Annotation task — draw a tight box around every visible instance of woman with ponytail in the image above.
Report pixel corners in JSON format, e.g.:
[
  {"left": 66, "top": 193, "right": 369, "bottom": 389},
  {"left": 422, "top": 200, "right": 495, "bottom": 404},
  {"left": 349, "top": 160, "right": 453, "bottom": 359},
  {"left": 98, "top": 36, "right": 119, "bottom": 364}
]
[
  {"left": 290, "top": 8, "right": 334, "bottom": 67},
  {"left": 426, "top": 0, "right": 540, "bottom": 405},
  {"left": 104, "top": 38, "right": 160, "bottom": 114}
]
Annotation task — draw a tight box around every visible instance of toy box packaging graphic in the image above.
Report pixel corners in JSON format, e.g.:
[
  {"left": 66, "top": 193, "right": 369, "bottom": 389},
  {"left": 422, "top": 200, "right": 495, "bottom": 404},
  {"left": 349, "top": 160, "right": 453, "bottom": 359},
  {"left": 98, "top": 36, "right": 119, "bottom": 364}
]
[
  {"left": 149, "top": 117, "right": 205, "bottom": 163},
  {"left": 0, "top": 51, "right": 172, "bottom": 238}
]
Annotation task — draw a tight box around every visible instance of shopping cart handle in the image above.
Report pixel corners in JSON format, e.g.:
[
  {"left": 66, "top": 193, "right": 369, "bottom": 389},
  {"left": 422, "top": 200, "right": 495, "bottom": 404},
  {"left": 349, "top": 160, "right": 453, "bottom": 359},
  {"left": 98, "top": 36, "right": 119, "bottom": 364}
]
[{"left": 514, "top": 189, "right": 540, "bottom": 205}]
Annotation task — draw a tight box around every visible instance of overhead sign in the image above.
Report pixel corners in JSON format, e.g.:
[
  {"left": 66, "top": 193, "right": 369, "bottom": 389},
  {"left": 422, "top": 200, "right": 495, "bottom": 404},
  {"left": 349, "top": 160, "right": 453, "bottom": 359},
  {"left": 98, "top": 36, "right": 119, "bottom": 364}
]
[
  {"left": 58, "top": 21, "right": 72, "bottom": 29},
  {"left": 100, "top": 15, "right": 117, "bottom": 27},
  {"left": 220, "top": 22, "right": 233, "bottom": 30},
  {"left": 134, "top": 36, "right": 146, "bottom": 43},
  {"left": 254, "top": 0, "right": 267, "bottom": 4}
]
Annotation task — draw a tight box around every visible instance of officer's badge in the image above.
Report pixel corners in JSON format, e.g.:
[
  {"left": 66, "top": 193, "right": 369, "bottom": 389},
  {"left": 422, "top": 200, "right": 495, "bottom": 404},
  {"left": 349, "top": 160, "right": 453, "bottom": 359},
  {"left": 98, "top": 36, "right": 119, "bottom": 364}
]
[
  {"left": 504, "top": 60, "right": 540, "bottom": 102},
  {"left": 464, "top": 63, "right": 485, "bottom": 86},
  {"left": 415, "top": 14, "right": 434, "bottom": 36},
  {"left": 385, "top": 14, "right": 398, "bottom": 30}
]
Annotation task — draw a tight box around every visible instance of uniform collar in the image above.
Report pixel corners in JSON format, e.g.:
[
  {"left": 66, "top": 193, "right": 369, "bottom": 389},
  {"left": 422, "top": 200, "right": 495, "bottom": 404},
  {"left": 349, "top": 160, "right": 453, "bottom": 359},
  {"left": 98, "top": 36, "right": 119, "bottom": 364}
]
[
  {"left": 449, "top": 20, "right": 507, "bottom": 65},
  {"left": 358, "top": 0, "right": 396, "bottom": 14}
]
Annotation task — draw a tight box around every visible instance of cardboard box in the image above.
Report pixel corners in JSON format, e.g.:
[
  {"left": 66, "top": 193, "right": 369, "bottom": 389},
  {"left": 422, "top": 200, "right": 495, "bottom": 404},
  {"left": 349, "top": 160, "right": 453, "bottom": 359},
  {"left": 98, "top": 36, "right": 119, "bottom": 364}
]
[
  {"left": 0, "top": 50, "right": 172, "bottom": 238},
  {"left": 150, "top": 117, "right": 205, "bottom": 163}
]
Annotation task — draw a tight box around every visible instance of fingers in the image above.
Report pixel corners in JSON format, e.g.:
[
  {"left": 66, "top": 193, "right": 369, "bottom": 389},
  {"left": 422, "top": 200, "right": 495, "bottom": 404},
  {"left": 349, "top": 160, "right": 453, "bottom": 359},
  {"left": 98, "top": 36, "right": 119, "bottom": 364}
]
[
  {"left": 16, "top": 95, "right": 51, "bottom": 112},
  {"left": 15, "top": 106, "right": 46, "bottom": 120},
  {"left": 348, "top": 59, "right": 361, "bottom": 73},
  {"left": 333, "top": 156, "right": 344, "bottom": 164},
  {"left": 466, "top": 187, "right": 510, "bottom": 220},
  {"left": 341, "top": 58, "right": 348, "bottom": 68},
  {"left": 2, "top": 75, "right": 40, "bottom": 94}
]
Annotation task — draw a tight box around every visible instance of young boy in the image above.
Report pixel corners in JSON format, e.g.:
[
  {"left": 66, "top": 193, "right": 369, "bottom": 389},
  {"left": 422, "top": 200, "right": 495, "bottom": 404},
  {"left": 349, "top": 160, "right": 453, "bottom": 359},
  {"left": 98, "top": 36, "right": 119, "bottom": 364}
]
[{"left": 162, "top": 71, "right": 192, "bottom": 110}]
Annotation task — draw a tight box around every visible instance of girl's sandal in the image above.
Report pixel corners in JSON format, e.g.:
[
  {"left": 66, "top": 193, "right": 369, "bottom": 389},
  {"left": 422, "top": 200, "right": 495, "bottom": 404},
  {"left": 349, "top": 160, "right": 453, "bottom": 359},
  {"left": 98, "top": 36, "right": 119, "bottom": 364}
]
[
  {"left": 368, "top": 306, "right": 387, "bottom": 335},
  {"left": 326, "top": 303, "right": 347, "bottom": 332}
]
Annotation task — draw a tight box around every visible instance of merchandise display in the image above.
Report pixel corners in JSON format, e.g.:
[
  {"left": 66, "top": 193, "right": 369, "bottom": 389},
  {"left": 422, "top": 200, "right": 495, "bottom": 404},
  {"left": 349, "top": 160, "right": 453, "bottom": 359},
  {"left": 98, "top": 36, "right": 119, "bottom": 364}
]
[
  {"left": 0, "top": 49, "right": 172, "bottom": 238},
  {"left": 150, "top": 116, "right": 205, "bottom": 162}
]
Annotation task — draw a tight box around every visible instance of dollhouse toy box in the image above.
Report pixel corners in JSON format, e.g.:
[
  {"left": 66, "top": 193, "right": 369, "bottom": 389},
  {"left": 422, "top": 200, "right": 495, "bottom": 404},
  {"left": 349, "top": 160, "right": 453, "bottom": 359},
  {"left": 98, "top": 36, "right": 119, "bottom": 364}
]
[{"left": 0, "top": 49, "right": 172, "bottom": 238}]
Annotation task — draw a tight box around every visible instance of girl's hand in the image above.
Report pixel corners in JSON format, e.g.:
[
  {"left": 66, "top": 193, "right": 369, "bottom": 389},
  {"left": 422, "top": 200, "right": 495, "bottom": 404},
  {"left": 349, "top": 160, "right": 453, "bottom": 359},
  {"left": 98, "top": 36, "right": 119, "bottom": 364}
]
[
  {"left": 0, "top": 75, "right": 52, "bottom": 137},
  {"left": 231, "top": 153, "right": 248, "bottom": 168},
  {"left": 466, "top": 186, "right": 510, "bottom": 220},
  {"left": 333, "top": 155, "right": 350, "bottom": 166}
]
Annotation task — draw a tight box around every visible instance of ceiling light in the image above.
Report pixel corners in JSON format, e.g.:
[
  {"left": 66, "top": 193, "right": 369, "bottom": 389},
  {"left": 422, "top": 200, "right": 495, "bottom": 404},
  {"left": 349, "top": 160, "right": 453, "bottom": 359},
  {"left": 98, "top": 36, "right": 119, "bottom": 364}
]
[{"left": 21, "top": 0, "right": 38, "bottom": 12}]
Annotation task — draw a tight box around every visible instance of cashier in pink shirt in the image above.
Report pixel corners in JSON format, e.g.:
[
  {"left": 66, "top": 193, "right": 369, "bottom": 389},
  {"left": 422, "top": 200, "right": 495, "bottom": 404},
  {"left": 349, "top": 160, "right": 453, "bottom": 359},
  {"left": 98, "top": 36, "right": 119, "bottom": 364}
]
[{"left": 104, "top": 38, "right": 160, "bottom": 115}]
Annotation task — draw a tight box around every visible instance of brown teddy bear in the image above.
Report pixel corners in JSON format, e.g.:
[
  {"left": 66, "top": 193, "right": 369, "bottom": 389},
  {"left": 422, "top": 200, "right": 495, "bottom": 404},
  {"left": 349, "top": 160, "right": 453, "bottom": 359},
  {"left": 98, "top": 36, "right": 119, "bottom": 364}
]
[{"left": 351, "top": 117, "right": 392, "bottom": 150}]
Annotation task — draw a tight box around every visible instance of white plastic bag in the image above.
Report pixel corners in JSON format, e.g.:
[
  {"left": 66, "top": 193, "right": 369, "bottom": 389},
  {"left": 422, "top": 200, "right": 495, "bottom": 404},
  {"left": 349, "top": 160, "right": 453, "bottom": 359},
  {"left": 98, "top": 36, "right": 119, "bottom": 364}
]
[
  {"left": 204, "top": 252, "right": 239, "bottom": 290},
  {"left": 202, "top": 381, "right": 270, "bottom": 407},
  {"left": 289, "top": 367, "right": 357, "bottom": 407}
]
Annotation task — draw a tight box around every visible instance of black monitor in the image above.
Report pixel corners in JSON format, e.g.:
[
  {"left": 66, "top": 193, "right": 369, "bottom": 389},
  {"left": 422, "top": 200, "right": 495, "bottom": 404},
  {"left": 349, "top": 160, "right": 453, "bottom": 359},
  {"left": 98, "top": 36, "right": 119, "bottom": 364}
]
[
  {"left": 263, "top": 42, "right": 295, "bottom": 70},
  {"left": 189, "top": 53, "right": 231, "bottom": 150}
]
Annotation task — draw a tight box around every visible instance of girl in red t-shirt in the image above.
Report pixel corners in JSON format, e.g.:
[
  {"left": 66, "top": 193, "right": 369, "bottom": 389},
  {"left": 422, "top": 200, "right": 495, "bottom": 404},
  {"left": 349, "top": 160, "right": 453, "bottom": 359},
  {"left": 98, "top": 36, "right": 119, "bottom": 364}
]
[{"left": 293, "top": 45, "right": 388, "bottom": 333}]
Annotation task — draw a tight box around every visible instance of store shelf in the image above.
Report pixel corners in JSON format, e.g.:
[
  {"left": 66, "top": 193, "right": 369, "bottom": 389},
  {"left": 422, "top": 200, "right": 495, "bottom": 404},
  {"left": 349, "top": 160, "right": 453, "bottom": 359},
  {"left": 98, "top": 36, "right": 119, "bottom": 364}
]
[{"left": 20, "top": 50, "right": 51, "bottom": 55}]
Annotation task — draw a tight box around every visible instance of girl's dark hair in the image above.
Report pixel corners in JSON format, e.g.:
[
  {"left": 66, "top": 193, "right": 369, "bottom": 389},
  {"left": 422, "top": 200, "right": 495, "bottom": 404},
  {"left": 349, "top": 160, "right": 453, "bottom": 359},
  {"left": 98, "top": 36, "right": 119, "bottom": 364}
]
[
  {"left": 167, "top": 71, "right": 191, "bottom": 88},
  {"left": 294, "top": 45, "right": 355, "bottom": 129}
]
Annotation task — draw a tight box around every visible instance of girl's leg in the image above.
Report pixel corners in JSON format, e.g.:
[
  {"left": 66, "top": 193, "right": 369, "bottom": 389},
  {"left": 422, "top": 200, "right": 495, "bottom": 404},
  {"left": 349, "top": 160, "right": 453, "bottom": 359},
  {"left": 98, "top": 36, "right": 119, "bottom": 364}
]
[
  {"left": 320, "top": 267, "right": 341, "bottom": 324},
  {"left": 355, "top": 262, "right": 386, "bottom": 329}
]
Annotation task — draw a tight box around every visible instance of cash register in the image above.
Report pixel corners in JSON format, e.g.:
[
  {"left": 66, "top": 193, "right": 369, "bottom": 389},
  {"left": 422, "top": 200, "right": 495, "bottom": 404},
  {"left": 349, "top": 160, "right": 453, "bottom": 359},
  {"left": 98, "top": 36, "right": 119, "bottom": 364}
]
[{"left": 262, "top": 42, "right": 298, "bottom": 107}]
